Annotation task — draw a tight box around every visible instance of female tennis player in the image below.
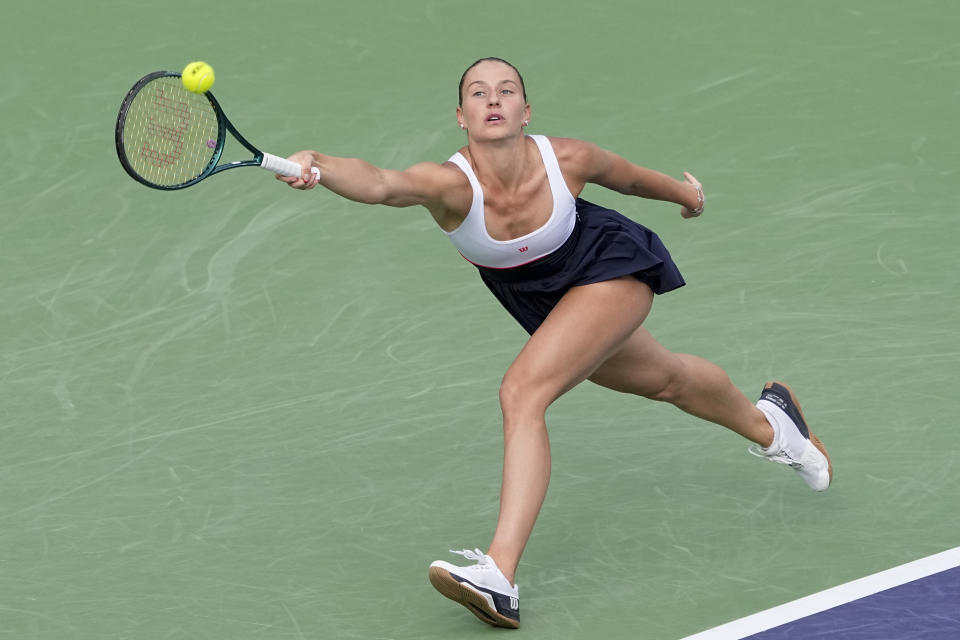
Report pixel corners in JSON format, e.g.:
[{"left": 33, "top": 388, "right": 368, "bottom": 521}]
[{"left": 277, "top": 57, "right": 832, "bottom": 629}]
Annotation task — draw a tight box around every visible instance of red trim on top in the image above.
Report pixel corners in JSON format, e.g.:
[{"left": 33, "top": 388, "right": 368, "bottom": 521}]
[{"left": 459, "top": 251, "right": 547, "bottom": 270}]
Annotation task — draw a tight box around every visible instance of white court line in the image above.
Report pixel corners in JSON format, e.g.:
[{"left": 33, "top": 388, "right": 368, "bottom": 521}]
[{"left": 678, "top": 546, "right": 960, "bottom": 640}]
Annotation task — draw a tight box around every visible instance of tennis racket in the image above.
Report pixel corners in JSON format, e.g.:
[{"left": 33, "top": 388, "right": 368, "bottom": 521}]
[{"left": 115, "top": 70, "right": 316, "bottom": 190}]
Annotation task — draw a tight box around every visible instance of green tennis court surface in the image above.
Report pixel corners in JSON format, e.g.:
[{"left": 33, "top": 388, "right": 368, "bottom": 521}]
[{"left": 2, "top": 2, "right": 957, "bottom": 637}]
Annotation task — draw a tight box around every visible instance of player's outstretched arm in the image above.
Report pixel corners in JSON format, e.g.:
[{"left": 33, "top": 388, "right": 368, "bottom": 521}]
[
  {"left": 557, "top": 138, "right": 704, "bottom": 218},
  {"left": 275, "top": 150, "right": 460, "bottom": 210}
]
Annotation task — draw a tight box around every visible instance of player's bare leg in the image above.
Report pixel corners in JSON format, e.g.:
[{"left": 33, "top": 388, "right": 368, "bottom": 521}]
[
  {"left": 590, "top": 328, "right": 831, "bottom": 489},
  {"left": 429, "top": 277, "right": 654, "bottom": 627},
  {"left": 589, "top": 328, "right": 774, "bottom": 446},
  {"left": 487, "top": 277, "right": 655, "bottom": 582}
]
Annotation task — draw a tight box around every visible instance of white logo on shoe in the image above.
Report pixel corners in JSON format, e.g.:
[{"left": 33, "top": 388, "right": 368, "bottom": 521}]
[{"left": 510, "top": 596, "right": 519, "bottom": 610}]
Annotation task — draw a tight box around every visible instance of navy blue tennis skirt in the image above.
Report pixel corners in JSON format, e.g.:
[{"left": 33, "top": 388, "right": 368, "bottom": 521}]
[{"left": 476, "top": 199, "right": 685, "bottom": 334}]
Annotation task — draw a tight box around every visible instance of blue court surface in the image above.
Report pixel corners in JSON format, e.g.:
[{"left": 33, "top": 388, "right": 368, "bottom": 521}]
[{"left": 681, "top": 547, "right": 960, "bottom": 639}]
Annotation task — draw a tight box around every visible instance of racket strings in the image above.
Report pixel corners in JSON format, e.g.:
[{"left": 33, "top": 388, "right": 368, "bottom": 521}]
[{"left": 121, "top": 76, "right": 219, "bottom": 187}]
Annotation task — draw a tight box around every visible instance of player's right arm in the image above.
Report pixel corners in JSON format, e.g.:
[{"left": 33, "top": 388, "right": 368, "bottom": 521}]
[{"left": 276, "top": 150, "right": 469, "bottom": 227}]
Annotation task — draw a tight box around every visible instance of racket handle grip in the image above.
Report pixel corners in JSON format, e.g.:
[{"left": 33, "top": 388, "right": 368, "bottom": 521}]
[{"left": 261, "top": 152, "right": 321, "bottom": 180}]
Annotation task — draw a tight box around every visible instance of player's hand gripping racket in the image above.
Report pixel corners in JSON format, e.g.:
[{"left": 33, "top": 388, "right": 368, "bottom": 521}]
[{"left": 115, "top": 71, "right": 316, "bottom": 190}]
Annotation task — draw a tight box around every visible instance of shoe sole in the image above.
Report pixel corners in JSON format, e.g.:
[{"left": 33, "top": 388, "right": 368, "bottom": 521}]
[
  {"left": 769, "top": 381, "right": 833, "bottom": 487},
  {"left": 428, "top": 566, "right": 520, "bottom": 629}
]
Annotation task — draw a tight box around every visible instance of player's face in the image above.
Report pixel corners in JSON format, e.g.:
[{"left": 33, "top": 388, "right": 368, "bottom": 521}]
[{"left": 457, "top": 61, "right": 530, "bottom": 139}]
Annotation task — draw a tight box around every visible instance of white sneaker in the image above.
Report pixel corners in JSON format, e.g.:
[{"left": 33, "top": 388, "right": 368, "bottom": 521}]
[
  {"left": 428, "top": 549, "right": 520, "bottom": 629},
  {"left": 750, "top": 381, "right": 833, "bottom": 491}
]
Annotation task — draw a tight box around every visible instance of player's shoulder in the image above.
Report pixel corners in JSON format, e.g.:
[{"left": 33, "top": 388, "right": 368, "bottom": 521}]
[
  {"left": 542, "top": 136, "right": 583, "bottom": 148},
  {"left": 543, "top": 136, "right": 602, "bottom": 174},
  {"left": 398, "top": 156, "right": 470, "bottom": 216},
  {"left": 401, "top": 158, "right": 469, "bottom": 189}
]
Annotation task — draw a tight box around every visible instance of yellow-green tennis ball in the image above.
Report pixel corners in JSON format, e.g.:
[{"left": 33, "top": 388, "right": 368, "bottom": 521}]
[{"left": 182, "top": 61, "right": 215, "bottom": 93}]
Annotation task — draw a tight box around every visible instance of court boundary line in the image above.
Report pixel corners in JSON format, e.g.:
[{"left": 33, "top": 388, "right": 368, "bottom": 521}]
[{"left": 678, "top": 546, "right": 960, "bottom": 640}]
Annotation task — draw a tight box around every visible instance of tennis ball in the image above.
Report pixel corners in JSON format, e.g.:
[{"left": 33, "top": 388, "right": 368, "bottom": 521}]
[{"left": 182, "top": 61, "right": 215, "bottom": 93}]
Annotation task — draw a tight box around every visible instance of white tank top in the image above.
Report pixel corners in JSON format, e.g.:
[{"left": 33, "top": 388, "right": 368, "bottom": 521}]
[{"left": 445, "top": 135, "right": 577, "bottom": 269}]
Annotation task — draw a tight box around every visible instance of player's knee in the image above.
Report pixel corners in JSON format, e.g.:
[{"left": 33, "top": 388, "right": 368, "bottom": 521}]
[
  {"left": 498, "top": 371, "right": 550, "bottom": 418},
  {"left": 498, "top": 375, "right": 528, "bottom": 415},
  {"left": 640, "top": 370, "right": 684, "bottom": 403}
]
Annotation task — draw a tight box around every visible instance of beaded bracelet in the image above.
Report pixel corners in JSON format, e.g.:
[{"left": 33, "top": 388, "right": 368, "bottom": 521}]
[{"left": 689, "top": 183, "right": 705, "bottom": 215}]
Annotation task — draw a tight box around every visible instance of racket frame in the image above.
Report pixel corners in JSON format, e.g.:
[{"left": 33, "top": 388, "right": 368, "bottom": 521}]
[{"left": 115, "top": 70, "right": 275, "bottom": 190}]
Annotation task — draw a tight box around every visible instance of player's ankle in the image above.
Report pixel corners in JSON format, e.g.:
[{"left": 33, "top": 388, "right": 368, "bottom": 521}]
[
  {"left": 485, "top": 550, "right": 516, "bottom": 585},
  {"left": 752, "top": 409, "right": 776, "bottom": 448}
]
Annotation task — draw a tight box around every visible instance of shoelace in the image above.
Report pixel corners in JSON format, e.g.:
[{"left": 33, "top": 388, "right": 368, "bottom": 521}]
[
  {"left": 748, "top": 445, "right": 802, "bottom": 469},
  {"left": 449, "top": 548, "right": 489, "bottom": 563}
]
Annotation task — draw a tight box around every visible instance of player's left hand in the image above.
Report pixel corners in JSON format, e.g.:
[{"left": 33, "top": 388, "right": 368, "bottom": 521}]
[{"left": 680, "top": 172, "right": 704, "bottom": 219}]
